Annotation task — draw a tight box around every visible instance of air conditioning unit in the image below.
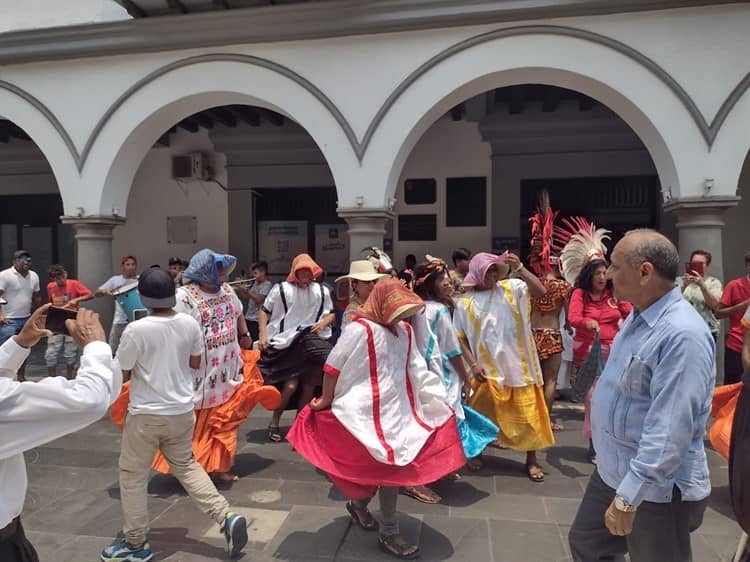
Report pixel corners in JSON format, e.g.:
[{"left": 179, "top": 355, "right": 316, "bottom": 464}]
[{"left": 172, "top": 153, "right": 205, "bottom": 180}]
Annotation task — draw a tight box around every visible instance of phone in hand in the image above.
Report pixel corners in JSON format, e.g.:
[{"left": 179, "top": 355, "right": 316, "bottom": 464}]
[
  {"left": 686, "top": 262, "right": 706, "bottom": 276},
  {"left": 45, "top": 306, "right": 77, "bottom": 335}
]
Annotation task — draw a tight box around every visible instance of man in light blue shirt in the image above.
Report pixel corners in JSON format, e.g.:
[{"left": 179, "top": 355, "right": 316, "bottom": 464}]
[{"left": 569, "top": 230, "right": 714, "bottom": 562}]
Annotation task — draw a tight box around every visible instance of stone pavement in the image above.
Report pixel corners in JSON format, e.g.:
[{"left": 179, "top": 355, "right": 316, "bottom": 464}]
[{"left": 17, "top": 362, "right": 743, "bottom": 562}]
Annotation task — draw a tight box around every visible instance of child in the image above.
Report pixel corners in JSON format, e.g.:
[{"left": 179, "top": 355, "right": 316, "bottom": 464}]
[
  {"left": 405, "top": 259, "right": 498, "bottom": 503},
  {"left": 287, "top": 279, "right": 465, "bottom": 559},
  {"left": 101, "top": 268, "right": 247, "bottom": 562}
]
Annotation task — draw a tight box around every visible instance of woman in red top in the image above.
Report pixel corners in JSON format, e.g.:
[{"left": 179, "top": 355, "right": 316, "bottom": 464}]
[{"left": 567, "top": 259, "right": 632, "bottom": 462}]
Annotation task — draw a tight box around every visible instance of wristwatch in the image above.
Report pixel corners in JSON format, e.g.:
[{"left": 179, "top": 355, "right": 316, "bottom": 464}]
[
  {"left": 614, "top": 495, "right": 638, "bottom": 513},
  {"left": 242, "top": 332, "right": 251, "bottom": 338}
]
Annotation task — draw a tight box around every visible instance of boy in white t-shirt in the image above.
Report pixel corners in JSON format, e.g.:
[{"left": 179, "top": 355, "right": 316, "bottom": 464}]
[{"left": 101, "top": 268, "right": 248, "bottom": 562}]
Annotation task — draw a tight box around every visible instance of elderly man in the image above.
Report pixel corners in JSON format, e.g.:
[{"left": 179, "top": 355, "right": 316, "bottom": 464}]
[
  {"left": 569, "top": 230, "right": 714, "bottom": 562},
  {"left": 0, "top": 306, "right": 120, "bottom": 561}
]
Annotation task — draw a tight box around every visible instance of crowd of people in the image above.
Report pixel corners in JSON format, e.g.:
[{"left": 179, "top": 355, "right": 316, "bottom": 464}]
[{"left": 0, "top": 198, "right": 746, "bottom": 561}]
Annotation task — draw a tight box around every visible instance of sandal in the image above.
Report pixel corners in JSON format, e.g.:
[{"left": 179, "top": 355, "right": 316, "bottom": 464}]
[
  {"left": 525, "top": 463, "right": 545, "bottom": 483},
  {"left": 489, "top": 440, "right": 509, "bottom": 450},
  {"left": 211, "top": 471, "right": 239, "bottom": 482},
  {"left": 466, "top": 457, "right": 483, "bottom": 471},
  {"left": 401, "top": 485, "right": 442, "bottom": 504},
  {"left": 551, "top": 422, "right": 564, "bottom": 432},
  {"left": 267, "top": 425, "right": 282, "bottom": 443},
  {"left": 378, "top": 534, "right": 420, "bottom": 560},
  {"left": 345, "top": 501, "right": 379, "bottom": 531},
  {"left": 441, "top": 472, "right": 462, "bottom": 481}
]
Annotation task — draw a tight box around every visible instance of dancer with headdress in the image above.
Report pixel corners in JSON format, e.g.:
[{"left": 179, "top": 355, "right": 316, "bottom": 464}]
[
  {"left": 404, "top": 257, "right": 498, "bottom": 502},
  {"left": 258, "top": 253, "right": 335, "bottom": 442},
  {"left": 336, "top": 260, "right": 388, "bottom": 331},
  {"left": 528, "top": 191, "right": 573, "bottom": 431},
  {"left": 287, "top": 279, "right": 465, "bottom": 559},
  {"left": 454, "top": 252, "right": 553, "bottom": 482},
  {"left": 555, "top": 219, "right": 632, "bottom": 463}
]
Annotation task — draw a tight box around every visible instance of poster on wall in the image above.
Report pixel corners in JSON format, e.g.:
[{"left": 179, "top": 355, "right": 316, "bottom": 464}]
[
  {"left": 315, "top": 224, "right": 349, "bottom": 275},
  {"left": 257, "top": 220, "right": 308, "bottom": 275}
]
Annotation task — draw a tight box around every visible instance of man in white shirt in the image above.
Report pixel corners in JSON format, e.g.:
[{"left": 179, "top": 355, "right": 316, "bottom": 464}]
[
  {"left": 0, "top": 250, "right": 42, "bottom": 382},
  {"left": 102, "top": 268, "right": 247, "bottom": 562},
  {"left": 95, "top": 255, "right": 138, "bottom": 354},
  {"left": 0, "top": 305, "right": 120, "bottom": 562}
]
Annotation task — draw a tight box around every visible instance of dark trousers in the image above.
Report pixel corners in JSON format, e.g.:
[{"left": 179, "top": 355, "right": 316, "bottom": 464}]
[
  {"left": 569, "top": 470, "right": 707, "bottom": 562},
  {"left": 246, "top": 320, "right": 260, "bottom": 342},
  {"left": 0, "top": 518, "right": 39, "bottom": 562},
  {"left": 725, "top": 347, "right": 744, "bottom": 385}
]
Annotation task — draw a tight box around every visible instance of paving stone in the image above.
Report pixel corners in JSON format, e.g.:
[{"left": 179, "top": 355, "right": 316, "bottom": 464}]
[
  {"left": 24, "top": 445, "right": 120, "bottom": 469},
  {"left": 25, "top": 463, "right": 119, "bottom": 491},
  {"left": 418, "top": 515, "right": 490, "bottom": 561},
  {"left": 201, "top": 506, "right": 289, "bottom": 546},
  {"left": 701, "top": 531, "right": 745, "bottom": 561},
  {"left": 488, "top": 519, "right": 568, "bottom": 562},
  {"left": 543, "top": 498, "right": 582, "bottom": 526},
  {"left": 448, "top": 491, "right": 549, "bottom": 522},
  {"left": 336, "top": 511, "right": 423, "bottom": 561},
  {"left": 699, "top": 506, "right": 744, "bottom": 536},
  {"left": 268, "top": 505, "right": 351, "bottom": 559},
  {"left": 22, "top": 485, "right": 77, "bottom": 517}
]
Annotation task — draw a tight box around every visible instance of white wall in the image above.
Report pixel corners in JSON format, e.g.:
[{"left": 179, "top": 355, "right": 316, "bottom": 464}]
[
  {"left": 393, "top": 117, "right": 492, "bottom": 266},
  {"left": 111, "top": 129, "right": 229, "bottom": 271}
]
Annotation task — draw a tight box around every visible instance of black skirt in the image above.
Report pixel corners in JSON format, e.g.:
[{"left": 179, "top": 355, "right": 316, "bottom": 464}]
[
  {"left": 730, "top": 369, "right": 750, "bottom": 534},
  {"left": 259, "top": 329, "right": 332, "bottom": 386},
  {"left": 0, "top": 518, "right": 39, "bottom": 562}
]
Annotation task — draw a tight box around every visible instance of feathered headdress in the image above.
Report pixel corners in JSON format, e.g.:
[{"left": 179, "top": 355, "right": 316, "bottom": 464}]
[
  {"left": 362, "top": 246, "right": 394, "bottom": 274},
  {"left": 528, "top": 190, "right": 559, "bottom": 276},
  {"left": 553, "top": 217, "right": 611, "bottom": 285}
]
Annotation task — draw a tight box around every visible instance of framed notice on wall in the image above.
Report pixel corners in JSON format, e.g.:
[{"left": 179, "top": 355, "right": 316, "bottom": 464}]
[
  {"left": 315, "top": 224, "right": 349, "bottom": 275},
  {"left": 257, "top": 220, "right": 308, "bottom": 275}
]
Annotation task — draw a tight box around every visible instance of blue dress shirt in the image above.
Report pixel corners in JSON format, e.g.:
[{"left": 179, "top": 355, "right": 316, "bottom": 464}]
[{"left": 591, "top": 287, "right": 715, "bottom": 506}]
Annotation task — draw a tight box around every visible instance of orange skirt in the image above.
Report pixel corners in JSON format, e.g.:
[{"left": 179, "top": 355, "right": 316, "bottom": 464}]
[
  {"left": 709, "top": 381, "right": 742, "bottom": 461},
  {"left": 110, "top": 349, "right": 281, "bottom": 473}
]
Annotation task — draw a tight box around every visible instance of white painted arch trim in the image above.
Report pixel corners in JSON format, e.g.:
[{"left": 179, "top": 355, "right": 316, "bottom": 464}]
[
  {"left": 78, "top": 60, "right": 359, "bottom": 217},
  {"left": 363, "top": 32, "right": 716, "bottom": 206}
]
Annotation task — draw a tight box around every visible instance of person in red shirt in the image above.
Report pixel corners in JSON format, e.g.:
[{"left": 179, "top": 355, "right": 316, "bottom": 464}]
[
  {"left": 45, "top": 264, "right": 93, "bottom": 378},
  {"left": 716, "top": 251, "right": 750, "bottom": 384},
  {"left": 568, "top": 259, "right": 632, "bottom": 463}
]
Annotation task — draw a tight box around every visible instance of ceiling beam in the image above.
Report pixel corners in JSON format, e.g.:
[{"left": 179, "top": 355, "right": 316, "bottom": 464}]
[
  {"left": 263, "top": 109, "right": 285, "bottom": 126},
  {"left": 542, "top": 89, "right": 562, "bottom": 112},
  {"left": 193, "top": 112, "right": 214, "bottom": 129},
  {"left": 579, "top": 96, "right": 596, "bottom": 111},
  {"left": 509, "top": 85, "right": 525, "bottom": 115},
  {"left": 230, "top": 105, "right": 261, "bottom": 126},
  {"left": 210, "top": 107, "right": 238, "bottom": 127},
  {"left": 178, "top": 117, "right": 200, "bottom": 133}
]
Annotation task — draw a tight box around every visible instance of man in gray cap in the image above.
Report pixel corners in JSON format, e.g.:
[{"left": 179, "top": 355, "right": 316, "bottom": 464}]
[
  {"left": 102, "top": 268, "right": 248, "bottom": 562},
  {"left": 0, "top": 251, "right": 41, "bottom": 381}
]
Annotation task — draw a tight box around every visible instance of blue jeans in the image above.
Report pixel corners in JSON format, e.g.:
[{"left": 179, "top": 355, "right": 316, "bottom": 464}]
[{"left": 0, "top": 317, "right": 29, "bottom": 346}]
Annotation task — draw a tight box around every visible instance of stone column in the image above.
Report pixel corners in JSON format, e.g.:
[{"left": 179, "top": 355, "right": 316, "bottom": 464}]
[
  {"left": 663, "top": 196, "right": 740, "bottom": 281},
  {"left": 61, "top": 215, "right": 126, "bottom": 330},
  {"left": 337, "top": 208, "right": 394, "bottom": 262}
]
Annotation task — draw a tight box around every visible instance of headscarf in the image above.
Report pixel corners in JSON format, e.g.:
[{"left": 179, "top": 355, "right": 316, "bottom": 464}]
[
  {"left": 357, "top": 279, "right": 424, "bottom": 327},
  {"left": 413, "top": 254, "right": 448, "bottom": 289},
  {"left": 461, "top": 252, "right": 509, "bottom": 290},
  {"left": 286, "top": 253, "right": 324, "bottom": 284},
  {"left": 182, "top": 248, "right": 237, "bottom": 288}
]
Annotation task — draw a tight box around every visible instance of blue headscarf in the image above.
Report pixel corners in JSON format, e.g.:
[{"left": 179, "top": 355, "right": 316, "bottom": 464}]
[{"left": 182, "top": 249, "right": 237, "bottom": 288}]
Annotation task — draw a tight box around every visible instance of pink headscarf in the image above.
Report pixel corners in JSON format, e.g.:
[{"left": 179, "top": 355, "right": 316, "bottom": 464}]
[{"left": 461, "top": 252, "right": 510, "bottom": 290}]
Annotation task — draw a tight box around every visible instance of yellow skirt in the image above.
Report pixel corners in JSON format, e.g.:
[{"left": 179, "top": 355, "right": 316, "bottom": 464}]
[{"left": 469, "top": 381, "right": 554, "bottom": 451}]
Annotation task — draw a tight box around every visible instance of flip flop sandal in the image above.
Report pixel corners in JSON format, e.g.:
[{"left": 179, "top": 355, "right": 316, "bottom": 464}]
[
  {"left": 525, "top": 463, "right": 545, "bottom": 483},
  {"left": 551, "top": 422, "right": 565, "bottom": 432},
  {"left": 345, "top": 501, "right": 379, "bottom": 531},
  {"left": 401, "top": 486, "right": 442, "bottom": 504},
  {"left": 466, "top": 458, "right": 483, "bottom": 471},
  {"left": 378, "top": 534, "right": 420, "bottom": 560},
  {"left": 267, "top": 425, "right": 282, "bottom": 443},
  {"left": 441, "top": 472, "right": 462, "bottom": 481}
]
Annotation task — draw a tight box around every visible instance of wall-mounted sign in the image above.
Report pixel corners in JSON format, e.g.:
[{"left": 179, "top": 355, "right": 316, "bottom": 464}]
[
  {"left": 315, "top": 224, "right": 349, "bottom": 275},
  {"left": 257, "top": 220, "right": 308, "bottom": 275},
  {"left": 492, "top": 236, "right": 520, "bottom": 255}
]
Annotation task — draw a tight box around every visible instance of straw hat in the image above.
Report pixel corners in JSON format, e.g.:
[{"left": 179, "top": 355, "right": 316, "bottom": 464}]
[{"left": 335, "top": 260, "right": 389, "bottom": 283}]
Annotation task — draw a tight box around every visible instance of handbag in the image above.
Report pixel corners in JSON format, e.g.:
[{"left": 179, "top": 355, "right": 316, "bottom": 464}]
[{"left": 571, "top": 332, "right": 603, "bottom": 403}]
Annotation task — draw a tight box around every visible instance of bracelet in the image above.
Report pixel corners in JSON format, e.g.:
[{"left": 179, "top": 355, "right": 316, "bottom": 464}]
[{"left": 512, "top": 262, "right": 524, "bottom": 273}]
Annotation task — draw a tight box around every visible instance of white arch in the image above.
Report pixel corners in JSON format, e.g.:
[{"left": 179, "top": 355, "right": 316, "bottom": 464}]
[
  {"left": 77, "top": 60, "right": 359, "bottom": 216},
  {"left": 361, "top": 33, "right": 710, "bottom": 206},
  {"left": 709, "top": 86, "right": 750, "bottom": 195},
  {"left": 0, "top": 86, "right": 80, "bottom": 205}
]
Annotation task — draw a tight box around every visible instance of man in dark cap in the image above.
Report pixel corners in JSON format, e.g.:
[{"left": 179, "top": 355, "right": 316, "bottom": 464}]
[
  {"left": 0, "top": 251, "right": 41, "bottom": 381},
  {"left": 102, "top": 268, "right": 248, "bottom": 562}
]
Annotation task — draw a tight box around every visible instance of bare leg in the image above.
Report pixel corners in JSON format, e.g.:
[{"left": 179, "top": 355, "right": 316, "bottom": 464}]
[
  {"left": 66, "top": 364, "right": 75, "bottom": 379},
  {"left": 47, "top": 366, "right": 57, "bottom": 377},
  {"left": 525, "top": 451, "right": 544, "bottom": 482},
  {"left": 269, "top": 378, "right": 299, "bottom": 440},
  {"left": 541, "top": 352, "right": 563, "bottom": 431}
]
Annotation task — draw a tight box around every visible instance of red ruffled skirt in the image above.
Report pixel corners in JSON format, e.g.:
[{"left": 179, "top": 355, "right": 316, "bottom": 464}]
[
  {"left": 287, "top": 406, "right": 466, "bottom": 499},
  {"left": 110, "top": 350, "right": 281, "bottom": 473}
]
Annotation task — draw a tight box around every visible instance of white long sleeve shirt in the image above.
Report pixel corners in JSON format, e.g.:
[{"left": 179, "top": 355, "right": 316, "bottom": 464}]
[{"left": 0, "top": 337, "right": 120, "bottom": 528}]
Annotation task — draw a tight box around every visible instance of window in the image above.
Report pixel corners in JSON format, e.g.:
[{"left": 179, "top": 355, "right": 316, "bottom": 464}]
[
  {"left": 403, "top": 178, "right": 436, "bottom": 204},
  {"left": 446, "top": 177, "right": 486, "bottom": 227},
  {"left": 398, "top": 214, "right": 437, "bottom": 241}
]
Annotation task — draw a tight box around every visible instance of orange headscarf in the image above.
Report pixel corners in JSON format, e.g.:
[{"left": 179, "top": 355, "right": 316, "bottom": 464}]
[
  {"left": 357, "top": 279, "right": 424, "bottom": 327},
  {"left": 286, "top": 253, "right": 324, "bottom": 284}
]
